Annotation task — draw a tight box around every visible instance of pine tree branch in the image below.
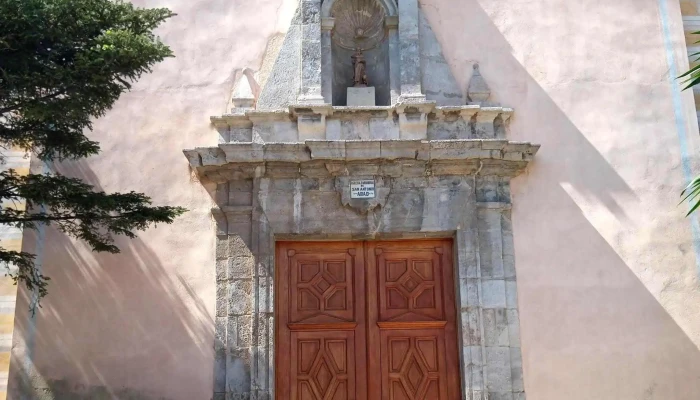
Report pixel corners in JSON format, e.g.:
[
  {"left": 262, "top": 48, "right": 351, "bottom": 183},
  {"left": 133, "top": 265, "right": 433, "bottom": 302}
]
[
  {"left": 0, "top": 90, "right": 68, "bottom": 115},
  {"left": 0, "top": 0, "right": 179, "bottom": 309}
]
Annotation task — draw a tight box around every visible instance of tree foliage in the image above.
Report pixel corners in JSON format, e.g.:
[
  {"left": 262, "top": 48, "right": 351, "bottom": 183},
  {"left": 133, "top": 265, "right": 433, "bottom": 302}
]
[
  {"left": 0, "top": 0, "right": 184, "bottom": 309},
  {"left": 679, "top": 31, "right": 700, "bottom": 216}
]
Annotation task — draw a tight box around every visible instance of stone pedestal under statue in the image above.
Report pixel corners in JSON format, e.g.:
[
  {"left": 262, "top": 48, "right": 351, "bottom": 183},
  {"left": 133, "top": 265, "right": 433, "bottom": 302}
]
[{"left": 347, "top": 86, "right": 376, "bottom": 106}]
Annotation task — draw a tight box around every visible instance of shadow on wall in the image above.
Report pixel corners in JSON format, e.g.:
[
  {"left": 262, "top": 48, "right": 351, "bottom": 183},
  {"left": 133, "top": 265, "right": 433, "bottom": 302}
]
[
  {"left": 420, "top": 0, "right": 700, "bottom": 399},
  {"left": 8, "top": 159, "right": 214, "bottom": 400}
]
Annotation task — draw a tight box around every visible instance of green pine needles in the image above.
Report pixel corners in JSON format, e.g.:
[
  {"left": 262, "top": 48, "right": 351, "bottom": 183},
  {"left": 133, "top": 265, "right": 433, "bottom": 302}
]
[
  {"left": 0, "top": 0, "right": 185, "bottom": 309},
  {"left": 680, "top": 31, "right": 700, "bottom": 217}
]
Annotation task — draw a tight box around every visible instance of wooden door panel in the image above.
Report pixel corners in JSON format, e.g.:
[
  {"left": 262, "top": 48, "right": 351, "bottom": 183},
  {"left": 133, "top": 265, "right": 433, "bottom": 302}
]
[
  {"left": 377, "top": 249, "right": 444, "bottom": 322},
  {"left": 278, "top": 240, "right": 459, "bottom": 400},
  {"left": 291, "top": 330, "right": 356, "bottom": 400},
  {"left": 290, "top": 252, "right": 355, "bottom": 323},
  {"left": 367, "top": 240, "right": 461, "bottom": 400},
  {"left": 277, "top": 242, "right": 367, "bottom": 400},
  {"left": 381, "top": 330, "right": 448, "bottom": 400}
]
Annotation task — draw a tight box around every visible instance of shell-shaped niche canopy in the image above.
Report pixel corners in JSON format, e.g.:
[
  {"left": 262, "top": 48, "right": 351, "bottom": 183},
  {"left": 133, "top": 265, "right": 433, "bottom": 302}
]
[{"left": 331, "top": 0, "right": 387, "bottom": 51}]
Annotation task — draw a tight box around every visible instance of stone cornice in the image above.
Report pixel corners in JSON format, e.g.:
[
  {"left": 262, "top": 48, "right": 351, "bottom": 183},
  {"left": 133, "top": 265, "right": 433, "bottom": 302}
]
[
  {"left": 211, "top": 104, "right": 514, "bottom": 126},
  {"left": 184, "top": 139, "right": 540, "bottom": 182}
]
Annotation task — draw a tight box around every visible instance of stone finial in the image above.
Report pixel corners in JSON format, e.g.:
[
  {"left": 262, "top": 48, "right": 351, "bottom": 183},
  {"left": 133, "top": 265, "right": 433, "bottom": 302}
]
[
  {"left": 467, "top": 63, "right": 491, "bottom": 105},
  {"left": 231, "top": 74, "right": 255, "bottom": 113}
]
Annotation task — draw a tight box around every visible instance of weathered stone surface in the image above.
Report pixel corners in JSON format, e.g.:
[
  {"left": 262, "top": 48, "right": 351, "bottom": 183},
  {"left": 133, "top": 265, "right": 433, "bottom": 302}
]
[
  {"left": 483, "top": 308, "right": 510, "bottom": 347},
  {"left": 201, "top": 126, "right": 533, "bottom": 400},
  {"left": 485, "top": 347, "right": 512, "bottom": 392},
  {"left": 347, "top": 87, "right": 376, "bottom": 106},
  {"left": 257, "top": 25, "right": 301, "bottom": 110},
  {"left": 419, "top": 10, "right": 463, "bottom": 106},
  {"left": 228, "top": 280, "right": 253, "bottom": 315},
  {"left": 482, "top": 279, "right": 507, "bottom": 309}
]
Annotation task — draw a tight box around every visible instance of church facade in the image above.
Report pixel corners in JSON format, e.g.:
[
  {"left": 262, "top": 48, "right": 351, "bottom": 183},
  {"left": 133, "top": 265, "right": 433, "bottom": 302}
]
[{"left": 5, "top": 0, "right": 700, "bottom": 399}]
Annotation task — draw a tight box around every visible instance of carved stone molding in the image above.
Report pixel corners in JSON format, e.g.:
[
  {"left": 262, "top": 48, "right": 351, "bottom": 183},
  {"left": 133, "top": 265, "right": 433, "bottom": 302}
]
[
  {"left": 209, "top": 103, "right": 517, "bottom": 143},
  {"left": 184, "top": 139, "right": 539, "bottom": 183}
]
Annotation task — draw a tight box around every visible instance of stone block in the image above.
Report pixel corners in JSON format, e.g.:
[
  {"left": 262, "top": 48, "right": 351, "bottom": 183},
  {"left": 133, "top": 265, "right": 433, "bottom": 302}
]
[
  {"left": 379, "top": 162, "right": 404, "bottom": 177},
  {"left": 481, "top": 139, "right": 508, "bottom": 150},
  {"left": 228, "top": 256, "right": 255, "bottom": 279},
  {"left": 214, "top": 352, "right": 226, "bottom": 393},
  {"left": 258, "top": 277, "right": 273, "bottom": 313},
  {"left": 510, "top": 347, "right": 524, "bottom": 392},
  {"left": 216, "top": 284, "right": 228, "bottom": 317},
  {"left": 459, "top": 278, "right": 480, "bottom": 308},
  {"left": 221, "top": 143, "right": 264, "bottom": 163},
  {"left": 264, "top": 143, "right": 311, "bottom": 162},
  {"left": 369, "top": 117, "right": 399, "bottom": 139},
  {"left": 340, "top": 120, "right": 361, "bottom": 140},
  {"left": 399, "top": 112, "right": 428, "bottom": 139},
  {"left": 380, "top": 140, "right": 423, "bottom": 159},
  {"left": 346, "top": 141, "right": 381, "bottom": 160},
  {"left": 307, "top": 140, "right": 345, "bottom": 159},
  {"left": 231, "top": 222, "right": 254, "bottom": 251},
  {"left": 474, "top": 108, "right": 501, "bottom": 138},
  {"left": 483, "top": 308, "right": 510, "bottom": 347},
  {"left": 227, "top": 317, "right": 238, "bottom": 353},
  {"left": 326, "top": 119, "right": 342, "bottom": 140},
  {"left": 216, "top": 259, "right": 228, "bottom": 282},
  {"left": 380, "top": 189, "right": 424, "bottom": 231},
  {"left": 215, "top": 317, "right": 227, "bottom": 352},
  {"left": 505, "top": 281, "right": 518, "bottom": 309},
  {"left": 228, "top": 280, "right": 253, "bottom": 316},
  {"left": 230, "top": 127, "right": 253, "bottom": 142},
  {"left": 237, "top": 315, "right": 253, "bottom": 347},
  {"left": 463, "top": 307, "right": 481, "bottom": 346},
  {"left": 465, "top": 346, "right": 484, "bottom": 390},
  {"left": 391, "top": 176, "right": 429, "bottom": 189},
  {"left": 229, "top": 191, "right": 253, "bottom": 207},
  {"left": 488, "top": 392, "right": 514, "bottom": 400},
  {"left": 301, "top": 0, "right": 321, "bottom": 24},
  {"left": 478, "top": 210, "right": 505, "bottom": 278},
  {"left": 226, "top": 348, "right": 252, "bottom": 394},
  {"left": 471, "top": 391, "right": 486, "bottom": 400},
  {"left": 507, "top": 309, "right": 521, "bottom": 349},
  {"left": 298, "top": 114, "right": 326, "bottom": 141},
  {"left": 485, "top": 347, "right": 512, "bottom": 392},
  {"left": 482, "top": 279, "right": 507, "bottom": 309},
  {"left": 347, "top": 87, "right": 376, "bottom": 106}
]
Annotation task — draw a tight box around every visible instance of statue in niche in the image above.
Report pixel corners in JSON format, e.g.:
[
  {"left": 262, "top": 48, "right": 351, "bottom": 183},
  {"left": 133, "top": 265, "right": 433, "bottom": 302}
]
[{"left": 352, "top": 49, "right": 368, "bottom": 87}]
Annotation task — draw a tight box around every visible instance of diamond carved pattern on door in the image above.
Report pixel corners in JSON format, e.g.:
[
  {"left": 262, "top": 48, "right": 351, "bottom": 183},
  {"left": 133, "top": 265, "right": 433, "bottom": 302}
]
[
  {"left": 291, "top": 253, "right": 355, "bottom": 323},
  {"left": 277, "top": 240, "right": 460, "bottom": 400},
  {"left": 278, "top": 242, "right": 367, "bottom": 400},
  {"left": 292, "top": 331, "right": 356, "bottom": 400},
  {"left": 382, "top": 333, "right": 447, "bottom": 399},
  {"left": 367, "top": 241, "right": 461, "bottom": 400}
]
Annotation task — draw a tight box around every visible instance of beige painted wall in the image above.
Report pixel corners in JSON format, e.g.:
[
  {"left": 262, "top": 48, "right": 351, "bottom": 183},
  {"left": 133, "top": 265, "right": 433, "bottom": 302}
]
[{"left": 9, "top": 0, "right": 700, "bottom": 399}]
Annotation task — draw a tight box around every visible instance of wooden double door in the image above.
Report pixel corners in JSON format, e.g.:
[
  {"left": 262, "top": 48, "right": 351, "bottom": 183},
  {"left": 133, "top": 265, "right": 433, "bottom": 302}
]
[{"left": 276, "top": 239, "right": 461, "bottom": 400}]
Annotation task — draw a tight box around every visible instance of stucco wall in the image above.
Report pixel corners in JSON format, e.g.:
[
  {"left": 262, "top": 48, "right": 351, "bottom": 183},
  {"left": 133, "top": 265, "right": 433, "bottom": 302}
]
[{"left": 8, "top": 0, "right": 700, "bottom": 399}]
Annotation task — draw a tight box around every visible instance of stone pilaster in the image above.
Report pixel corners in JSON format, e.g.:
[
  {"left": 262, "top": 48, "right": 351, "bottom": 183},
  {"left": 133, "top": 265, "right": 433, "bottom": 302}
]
[
  {"left": 298, "top": 0, "right": 324, "bottom": 104},
  {"left": 469, "top": 176, "right": 525, "bottom": 400},
  {"left": 398, "top": 0, "right": 426, "bottom": 102},
  {"left": 321, "top": 18, "right": 334, "bottom": 104},
  {"left": 386, "top": 16, "right": 401, "bottom": 105}
]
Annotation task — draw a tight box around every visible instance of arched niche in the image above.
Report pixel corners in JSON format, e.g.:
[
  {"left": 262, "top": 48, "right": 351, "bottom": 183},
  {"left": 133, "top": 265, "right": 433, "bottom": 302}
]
[{"left": 320, "top": 0, "right": 399, "bottom": 106}]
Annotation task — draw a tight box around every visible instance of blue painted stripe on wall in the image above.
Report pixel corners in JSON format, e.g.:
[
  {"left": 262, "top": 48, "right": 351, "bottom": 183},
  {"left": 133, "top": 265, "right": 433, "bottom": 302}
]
[{"left": 658, "top": 0, "right": 700, "bottom": 276}]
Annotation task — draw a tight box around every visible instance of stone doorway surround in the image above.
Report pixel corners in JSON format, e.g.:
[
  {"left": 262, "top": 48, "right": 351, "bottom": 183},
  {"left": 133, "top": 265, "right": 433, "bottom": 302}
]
[
  {"left": 185, "top": 2, "right": 538, "bottom": 398},
  {"left": 185, "top": 100, "right": 539, "bottom": 399}
]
